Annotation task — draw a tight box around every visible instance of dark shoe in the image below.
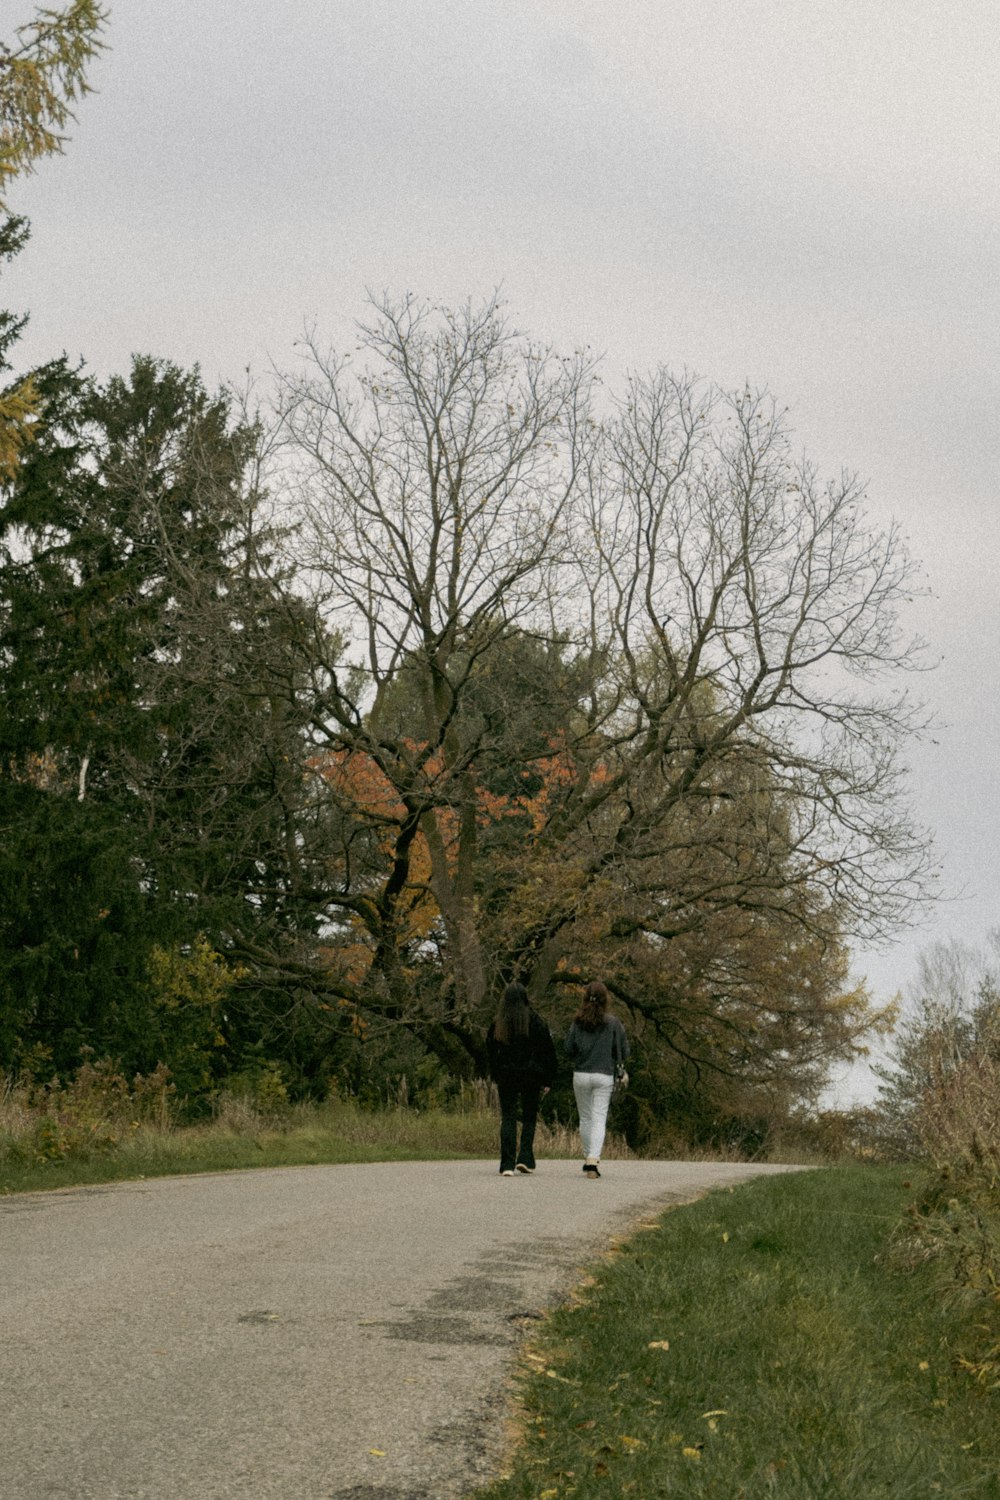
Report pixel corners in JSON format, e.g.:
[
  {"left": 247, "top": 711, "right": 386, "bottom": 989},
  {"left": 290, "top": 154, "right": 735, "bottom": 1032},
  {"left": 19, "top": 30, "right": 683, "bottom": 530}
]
[
  {"left": 583, "top": 1163, "right": 600, "bottom": 1178},
  {"left": 516, "top": 1163, "right": 534, "bottom": 1174}
]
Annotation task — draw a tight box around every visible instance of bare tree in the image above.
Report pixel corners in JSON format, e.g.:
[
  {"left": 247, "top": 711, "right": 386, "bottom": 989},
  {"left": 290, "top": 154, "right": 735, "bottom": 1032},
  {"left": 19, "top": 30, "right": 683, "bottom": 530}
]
[
  {"left": 270, "top": 298, "right": 935, "bottom": 1090},
  {"left": 563, "top": 370, "right": 932, "bottom": 940},
  {"left": 274, "top": 293, "right": 595, "bottom": 1037}
]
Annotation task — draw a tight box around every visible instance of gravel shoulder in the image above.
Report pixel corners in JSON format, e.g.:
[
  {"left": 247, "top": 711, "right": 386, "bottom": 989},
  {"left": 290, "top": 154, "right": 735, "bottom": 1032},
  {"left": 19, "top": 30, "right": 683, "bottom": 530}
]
[{"left": 1, "top": 1157, "right": 803, "bottom": 1499}]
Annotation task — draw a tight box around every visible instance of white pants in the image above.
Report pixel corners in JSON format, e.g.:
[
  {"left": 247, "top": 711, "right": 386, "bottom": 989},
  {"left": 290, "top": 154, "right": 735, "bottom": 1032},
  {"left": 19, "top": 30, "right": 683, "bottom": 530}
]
[{"left": 573, "top": 1071, "right": 614, "bottom": 1162}]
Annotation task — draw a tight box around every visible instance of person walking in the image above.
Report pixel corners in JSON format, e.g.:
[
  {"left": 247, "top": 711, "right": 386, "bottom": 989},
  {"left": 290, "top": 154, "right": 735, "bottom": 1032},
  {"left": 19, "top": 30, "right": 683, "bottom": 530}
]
[
  {"left": 486, "top": 982, "right": 558, "bottom": 1177},
  {"left": 564, "top": 980, "right": 629, "bottom": 1179}
]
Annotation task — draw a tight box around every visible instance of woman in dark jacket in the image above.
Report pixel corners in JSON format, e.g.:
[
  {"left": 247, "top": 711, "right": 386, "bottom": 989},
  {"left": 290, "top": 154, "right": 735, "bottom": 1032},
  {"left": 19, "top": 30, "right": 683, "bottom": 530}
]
[
  {"left": 564, "top": 980, "right": 629, "bottom": 1178},
  {"left": 486, "top": 982, "right": 558, "bottom": 1177}
]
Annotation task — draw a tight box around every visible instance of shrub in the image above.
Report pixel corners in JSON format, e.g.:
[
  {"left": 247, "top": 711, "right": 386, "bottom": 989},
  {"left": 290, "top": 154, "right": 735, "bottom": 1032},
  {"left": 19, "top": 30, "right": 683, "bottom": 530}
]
[
  {"left": 0, "top": 1055, "right": 176, "bottom": 1166},
  {"left": 214, "top": 1059, "right": 291, "bottom": 1127}
]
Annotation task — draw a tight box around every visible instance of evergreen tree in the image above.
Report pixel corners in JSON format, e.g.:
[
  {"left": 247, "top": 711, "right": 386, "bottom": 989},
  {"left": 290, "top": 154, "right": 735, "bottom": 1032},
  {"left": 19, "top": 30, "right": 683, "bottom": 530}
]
[{"left": 0, "top": 355, "right": 329, "bottom": 1083}]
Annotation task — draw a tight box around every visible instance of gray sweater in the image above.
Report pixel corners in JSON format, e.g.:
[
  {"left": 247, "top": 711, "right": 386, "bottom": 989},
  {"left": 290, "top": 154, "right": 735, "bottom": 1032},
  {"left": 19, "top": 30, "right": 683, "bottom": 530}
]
[{"left": 564, "top": 1016, "right": 629, "bottom": 1077}]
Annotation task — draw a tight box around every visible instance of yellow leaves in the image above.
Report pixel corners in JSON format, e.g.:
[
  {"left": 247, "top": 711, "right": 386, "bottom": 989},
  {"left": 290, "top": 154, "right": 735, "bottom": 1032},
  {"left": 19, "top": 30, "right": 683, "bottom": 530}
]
[
  {"left": 148, "top": 934, "right": 242, "bottom": 1010},
  {"left": 918, "top": 1360, "right": 930, "bottom": 1372},
  {"left": 721, "top": 1231, "right": 730, "bottom": 1243},
  {"left": 682, "top": 1446, "right": 702, "bottom": 1460},
  {"left": 620, "top": 1435, "right": 644, "bottom": 1452},
  {"left": 647, "top": 1339, "right": 670, "bottom": 1351},
  {"left": 0, "top": 376, "right": 39, "bottom": 482},
  {"left": 367, "top": 1447, "right": 386, "bottom": 1457},
  {"left": 0, "top": 1, "right": 109, "bottom": 208}
]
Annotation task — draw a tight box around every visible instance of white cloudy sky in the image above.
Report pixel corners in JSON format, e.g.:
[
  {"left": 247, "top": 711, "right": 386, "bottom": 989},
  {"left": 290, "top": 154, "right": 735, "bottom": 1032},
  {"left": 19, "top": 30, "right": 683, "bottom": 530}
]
[{"left": 9, "top": 2, "right": 1000, "bottom": 1101}]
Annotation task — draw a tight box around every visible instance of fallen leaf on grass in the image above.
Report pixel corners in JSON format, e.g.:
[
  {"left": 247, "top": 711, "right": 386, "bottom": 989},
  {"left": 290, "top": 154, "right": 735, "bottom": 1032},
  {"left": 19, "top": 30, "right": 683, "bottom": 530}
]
[
  {"left": 621, "top": 1436, "right": 644, "bottom": 1451},
  {"left": 647, "top": 1340, "right": 670, "bottom": 1350},
  {"left": 682, "top": 1446, "right": 702, "bottom": 1460}
]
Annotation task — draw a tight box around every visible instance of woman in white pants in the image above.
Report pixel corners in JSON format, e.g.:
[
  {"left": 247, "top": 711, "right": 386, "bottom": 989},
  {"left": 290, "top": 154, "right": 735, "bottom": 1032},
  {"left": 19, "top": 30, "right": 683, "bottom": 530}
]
[{"left": 564, "top": 981, "right": 629, "bottom": 1178}]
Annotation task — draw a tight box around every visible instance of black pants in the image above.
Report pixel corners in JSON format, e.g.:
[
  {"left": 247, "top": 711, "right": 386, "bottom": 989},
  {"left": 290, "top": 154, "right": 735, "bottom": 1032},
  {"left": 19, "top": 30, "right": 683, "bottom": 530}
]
[{"left": 497, "top": 1078, "right": 542, "bottom": 1172}]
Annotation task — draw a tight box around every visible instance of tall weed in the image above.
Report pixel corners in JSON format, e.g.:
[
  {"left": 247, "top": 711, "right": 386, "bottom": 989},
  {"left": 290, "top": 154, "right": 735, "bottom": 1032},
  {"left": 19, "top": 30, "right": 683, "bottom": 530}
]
[{"left": 899, "top": 1048, "right": 1000, "bottom": 1383}]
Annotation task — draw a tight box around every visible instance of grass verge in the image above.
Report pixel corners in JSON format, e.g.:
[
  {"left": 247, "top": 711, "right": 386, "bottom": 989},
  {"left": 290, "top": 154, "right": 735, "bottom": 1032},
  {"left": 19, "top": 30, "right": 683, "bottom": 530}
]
[
  {"left": 0, "top": 1094, "right": 631, "bottom": 1195},
  {"left": 475, "top": 1165, "right": 1000, "bottom": 1499}
]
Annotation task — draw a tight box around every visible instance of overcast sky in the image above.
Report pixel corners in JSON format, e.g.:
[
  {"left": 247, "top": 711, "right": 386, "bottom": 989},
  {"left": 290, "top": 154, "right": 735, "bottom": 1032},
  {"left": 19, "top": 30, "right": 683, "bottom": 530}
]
[{"left": 9, "top": 2, "right": 1000, "bottom": 1102}]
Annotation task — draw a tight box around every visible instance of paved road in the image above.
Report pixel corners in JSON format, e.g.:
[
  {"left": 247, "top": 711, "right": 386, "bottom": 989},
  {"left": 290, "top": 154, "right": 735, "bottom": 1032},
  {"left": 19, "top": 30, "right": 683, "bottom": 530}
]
[{"left": 1, "top": 1158, "right": 802, "bottom": 1499}]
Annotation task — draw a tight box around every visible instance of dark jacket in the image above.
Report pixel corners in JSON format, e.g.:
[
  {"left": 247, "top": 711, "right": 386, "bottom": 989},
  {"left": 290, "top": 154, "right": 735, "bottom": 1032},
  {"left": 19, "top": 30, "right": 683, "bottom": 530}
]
[
  {"left": 486, "top": 1011, "right": 558, "bottom": 1088},
  {"left": 564, "top": 1015, "right": 629, "bottom": 1077}
]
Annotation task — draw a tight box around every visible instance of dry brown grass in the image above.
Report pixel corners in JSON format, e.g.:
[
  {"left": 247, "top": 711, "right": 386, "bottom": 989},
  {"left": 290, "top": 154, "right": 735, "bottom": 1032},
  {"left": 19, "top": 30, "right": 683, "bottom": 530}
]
[{"left": 898, "top": 1047, "right": 1000, "bottom": 1382}]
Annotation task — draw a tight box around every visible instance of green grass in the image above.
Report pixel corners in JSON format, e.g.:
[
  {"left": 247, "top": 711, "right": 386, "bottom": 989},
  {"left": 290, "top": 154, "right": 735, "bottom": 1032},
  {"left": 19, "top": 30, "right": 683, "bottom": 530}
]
[{"left": 476, "top": 1166, "right": 1000, "bottom": 1499}]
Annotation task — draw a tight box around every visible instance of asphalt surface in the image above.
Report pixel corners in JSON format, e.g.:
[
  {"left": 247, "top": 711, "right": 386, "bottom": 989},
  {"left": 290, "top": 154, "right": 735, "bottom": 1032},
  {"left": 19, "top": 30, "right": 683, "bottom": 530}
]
[{"left": 1, "top": 1158, "right": 802, "bottom": 1499}]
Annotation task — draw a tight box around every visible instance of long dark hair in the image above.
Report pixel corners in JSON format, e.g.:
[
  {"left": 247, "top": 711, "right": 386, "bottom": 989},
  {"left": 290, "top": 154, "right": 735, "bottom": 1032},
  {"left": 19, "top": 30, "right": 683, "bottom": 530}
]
[
  {"left": 574, "top": 980, "right": 610, "bottom": 1032},
  {"left": 493, "top": 981, "right": 531, "bottom": 1043}
]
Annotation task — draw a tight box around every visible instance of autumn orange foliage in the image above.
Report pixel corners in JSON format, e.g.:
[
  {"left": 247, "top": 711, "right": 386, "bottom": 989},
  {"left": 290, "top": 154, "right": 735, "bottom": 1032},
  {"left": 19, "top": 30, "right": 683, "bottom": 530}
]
[{"left": 307, "top": 736, "right": 605, "bottom": 989}]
